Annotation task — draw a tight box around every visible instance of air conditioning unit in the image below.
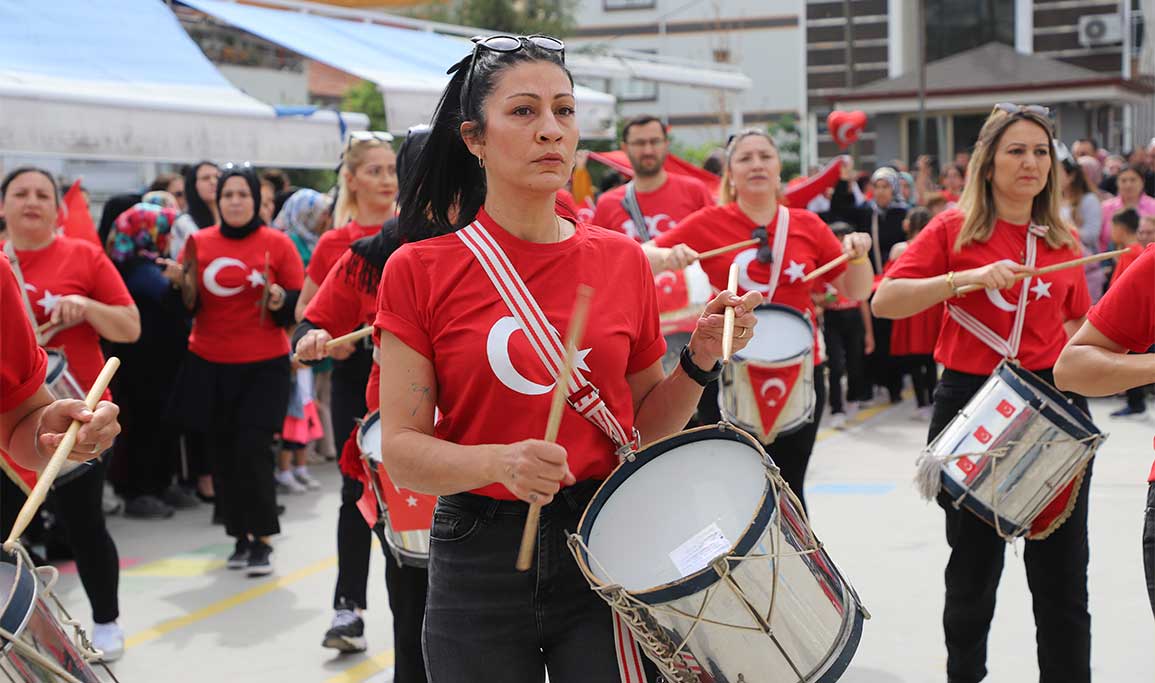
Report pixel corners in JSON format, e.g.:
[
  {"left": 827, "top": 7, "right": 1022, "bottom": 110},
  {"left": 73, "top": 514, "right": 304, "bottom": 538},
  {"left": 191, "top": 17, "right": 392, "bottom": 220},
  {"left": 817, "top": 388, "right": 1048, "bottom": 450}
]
[{"left": 1078, "top": 14, "right": 1123, "bottom": 47}]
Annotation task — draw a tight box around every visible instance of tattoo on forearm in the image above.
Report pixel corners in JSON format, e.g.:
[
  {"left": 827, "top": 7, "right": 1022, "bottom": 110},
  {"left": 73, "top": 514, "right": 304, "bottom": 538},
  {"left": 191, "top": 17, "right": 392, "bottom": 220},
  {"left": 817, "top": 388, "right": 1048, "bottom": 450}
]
[{"left": 409, "top": 383, "right": 430, "bottom": 417}]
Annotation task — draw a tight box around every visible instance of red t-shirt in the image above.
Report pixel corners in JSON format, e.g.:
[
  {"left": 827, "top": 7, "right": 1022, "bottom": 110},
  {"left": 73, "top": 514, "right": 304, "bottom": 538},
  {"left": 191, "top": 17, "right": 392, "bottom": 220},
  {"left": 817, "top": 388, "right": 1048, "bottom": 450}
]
[
  {"left": 887, "top": 209, "right": 1091, "bottom": 375},
  {"left": 592, "top": 173, "right": 715, "bottom": 241},
  {"left": 0, "top": 254, "right": 47, "bottom": 412},
  {"left": 1110, "top": 242, "right": 1145, "bottom": 285},
  {"left": 4, "top": 237, "right": 132, "bottom": 400},
  {"left": 1086, "top": 244, "right": 1155, "bottom": 481},
  {"left": 303, "top": 249, "right": 381, "bottom": 410},
  {"left": 306, "top": 221, "right": 379, "bottom": 286},
  {"left": 184, "top": 226, "right": 304, "bottom": 364},
  {"left": 374, "top": 208, "right": 665, "bottom": 500},
  {"left": 653, "top": 205, "right": 847, "bottom": 364}
]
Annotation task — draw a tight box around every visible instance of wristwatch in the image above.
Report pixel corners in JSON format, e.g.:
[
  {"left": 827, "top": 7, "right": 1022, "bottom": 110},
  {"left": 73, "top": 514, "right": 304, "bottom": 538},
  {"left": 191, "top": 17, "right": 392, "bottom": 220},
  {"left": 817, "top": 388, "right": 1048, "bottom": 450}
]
[{"left": 679, "top": 345, "right": 722, "bottom": 386}]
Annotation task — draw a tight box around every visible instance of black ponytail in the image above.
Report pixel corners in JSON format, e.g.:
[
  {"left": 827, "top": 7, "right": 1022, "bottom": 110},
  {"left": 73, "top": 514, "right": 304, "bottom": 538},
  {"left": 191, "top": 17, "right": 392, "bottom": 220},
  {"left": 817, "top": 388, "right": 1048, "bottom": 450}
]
[{"left": 398, "top": 41, "right": 572, "bottom": 244}]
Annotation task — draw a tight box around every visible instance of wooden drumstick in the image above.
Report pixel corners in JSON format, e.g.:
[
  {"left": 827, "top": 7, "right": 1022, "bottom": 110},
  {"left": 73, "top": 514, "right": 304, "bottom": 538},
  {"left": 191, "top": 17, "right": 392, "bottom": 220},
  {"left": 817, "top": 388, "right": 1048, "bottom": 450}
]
[
  {"left": 35, "top": 320, "right": 54, "bottom": 335},
  {"left": 954, "top": 249, "right": 1127, "bottom": 296},
  {"left": 721, "top": 263, "right": 740, "bottom": 363},
  {"left": 697, "top": 238, "right": 760, "bottom": 261},
  {"left": 802, "top": 253, "right": 851, "bottom": 283},
  {"left": 325, "top": 326, "right": 374, "bottom": 350},
  {"left": 516, "top": 285, "right": 593, "bottom": 572},
  {"left": 3, "top": 357, "right": 120, "bottom": 553}
]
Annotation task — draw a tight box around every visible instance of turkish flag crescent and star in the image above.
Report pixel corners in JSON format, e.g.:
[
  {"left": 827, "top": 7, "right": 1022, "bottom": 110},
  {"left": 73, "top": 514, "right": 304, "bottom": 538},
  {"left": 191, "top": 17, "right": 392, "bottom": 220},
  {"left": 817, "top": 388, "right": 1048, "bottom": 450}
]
[
  {"left": 375, "top": 465, "right": 436, "bottom": 532},
  {"left": 744, "top": 363, "right": 804, "bottom": 437},
  {"left": 58, "top": 179, "right": 102, "bottom": 247}
]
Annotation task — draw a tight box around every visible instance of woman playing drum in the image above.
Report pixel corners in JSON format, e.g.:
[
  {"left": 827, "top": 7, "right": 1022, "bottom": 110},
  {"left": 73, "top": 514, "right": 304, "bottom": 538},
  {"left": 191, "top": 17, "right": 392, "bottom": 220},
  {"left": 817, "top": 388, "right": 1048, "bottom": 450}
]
[
  {"left": 168, "top": 163, "right": 304, "bottom": 577},
  {"left": 0, "top": 166, "right": 140, "bottom": 661},
  {"left": 294, "top": 128, "right": 429, "bottom": 680},
  {"left": 649, "top": 129, "right": 874, "bottom": 510},
  {"left": 373, "top": 35, "right": 761, "bottom": 682},
  {"left": 1055, "top": 244, "right": 1155, "bottom": 618},
  {"left": 873, "top": 104, "right": 1094, "bottom": 683}
]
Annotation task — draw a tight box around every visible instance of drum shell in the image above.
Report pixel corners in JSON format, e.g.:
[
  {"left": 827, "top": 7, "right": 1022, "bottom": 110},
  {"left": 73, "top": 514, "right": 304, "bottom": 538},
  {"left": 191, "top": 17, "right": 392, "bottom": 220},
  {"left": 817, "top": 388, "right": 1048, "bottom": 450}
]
[
  {"left": 357, "top": 412, "right": 430, "bottom": 568},
  {"left": 573, "top": 426, "right": 865, "bottom": 682},
  {"left": 927, "top": 362, "right": 1102, "bottom": 537},
  {"left": 719, "top": 304, "right": 816, "bottom": 443},
  {"left": 1, "top": 549, "right": 106, "bottom": 683},
  {"left": 41, "top": 351, "right": 89, "bottom": 486}
]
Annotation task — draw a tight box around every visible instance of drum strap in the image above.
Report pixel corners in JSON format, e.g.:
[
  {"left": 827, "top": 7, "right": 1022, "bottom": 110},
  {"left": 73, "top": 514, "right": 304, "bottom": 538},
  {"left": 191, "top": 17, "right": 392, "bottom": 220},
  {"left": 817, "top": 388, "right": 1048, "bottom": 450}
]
[
  {"left": 620, "top": 182, "right": 650, "bottom": 242},
  {"left": 946, "top": 229, "right": 1041, "bottom": 360},
  {"left": 456, "top": 221, "right": 640, "bottom": 457},
  {"left": 3, "top": 242, "right": 46, "bottom": 346},
  {"left": 762, "top": 206, "right": 791, "bottom": 302}
]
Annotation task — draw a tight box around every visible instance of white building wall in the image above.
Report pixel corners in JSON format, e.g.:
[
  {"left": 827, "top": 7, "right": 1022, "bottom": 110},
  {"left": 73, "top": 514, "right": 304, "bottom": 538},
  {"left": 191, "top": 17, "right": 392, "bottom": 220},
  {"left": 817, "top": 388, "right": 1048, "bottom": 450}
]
[{"left": 569, "top": 0, "right": 806, "bottom": 148}]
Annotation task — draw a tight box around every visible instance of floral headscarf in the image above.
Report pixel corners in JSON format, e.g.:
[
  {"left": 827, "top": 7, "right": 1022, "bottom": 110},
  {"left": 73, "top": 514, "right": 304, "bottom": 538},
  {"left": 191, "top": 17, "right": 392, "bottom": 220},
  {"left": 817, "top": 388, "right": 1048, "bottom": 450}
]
[{"left": 108, "top": 201, "right": 179, "bottom": 264}]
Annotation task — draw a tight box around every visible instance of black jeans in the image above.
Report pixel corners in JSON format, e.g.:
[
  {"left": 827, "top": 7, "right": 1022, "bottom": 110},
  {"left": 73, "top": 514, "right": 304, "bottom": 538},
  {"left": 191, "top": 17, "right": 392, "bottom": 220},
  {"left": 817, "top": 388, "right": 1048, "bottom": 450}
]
[
  {"left": 930, "top": 368, "right": 1092, "bottom": 683},
  {"left": 901, "top": 354, "right": 938, "bottom": 408},
  {"left": 423, "top": 481, "right": 657, "bottom": 683},
  {"left": 1, "top": 460, "right": 120, "bottom": 624},
  {"left": 331, "top": 346, "right": 373, "bottom": 610},
  {"left": 382, "top": 533, "right": 429, "bottom": 683},
  {"left": 824, "top": 309, "right": 869, "bottom": 413},
  {"left": 768, "top": 364, "right": 827, "bottom": 513},
  {"left": 1144, "top": 481, "right": 1155, "bottom": 618},
  {"left": 869, "top": 316, "right": 902, "bottom": 402}
]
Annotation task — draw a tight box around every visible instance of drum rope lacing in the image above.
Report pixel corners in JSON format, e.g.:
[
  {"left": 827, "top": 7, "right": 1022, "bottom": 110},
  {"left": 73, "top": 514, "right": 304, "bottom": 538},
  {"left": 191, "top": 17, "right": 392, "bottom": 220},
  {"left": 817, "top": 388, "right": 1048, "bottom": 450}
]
[
  {"left": 3, "top": 542, "right": 122, "bottom": 683},
  {"left": 917, "top": 430, "right": 1102, "bottom": 542},
  {"left": 567, "top": 456, "right": 838, "bottom": 682}
]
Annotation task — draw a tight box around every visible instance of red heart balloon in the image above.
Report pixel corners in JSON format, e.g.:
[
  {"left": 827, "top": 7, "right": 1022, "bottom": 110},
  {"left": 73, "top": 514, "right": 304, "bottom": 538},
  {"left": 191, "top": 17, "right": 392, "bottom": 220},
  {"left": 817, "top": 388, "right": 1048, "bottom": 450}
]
[{"left": 827, "top": 110, "right": 867, "bottom": 149}]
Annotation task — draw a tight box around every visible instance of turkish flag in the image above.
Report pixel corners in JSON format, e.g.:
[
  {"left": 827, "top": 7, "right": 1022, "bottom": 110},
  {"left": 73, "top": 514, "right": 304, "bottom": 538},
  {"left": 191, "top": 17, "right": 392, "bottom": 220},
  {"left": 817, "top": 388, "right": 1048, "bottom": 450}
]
[
  {"left": 744, "top": 362, "right": 804, "bottom": 440},
  {"left": 58, "top": 180, "right": 101, "bottom": 247},
  {"left": 375, "top": 464, "right": 436, "bottom": 532},
  {"left": 355, "top": 464, "right": 380, "bottom": 529}
]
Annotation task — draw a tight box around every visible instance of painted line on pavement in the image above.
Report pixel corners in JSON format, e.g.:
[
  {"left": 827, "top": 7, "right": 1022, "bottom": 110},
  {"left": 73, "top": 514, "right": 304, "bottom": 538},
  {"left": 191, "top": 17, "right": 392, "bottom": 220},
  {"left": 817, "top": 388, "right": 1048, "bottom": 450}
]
[
  {"left": 323, "top": 650, "right": 394, "bottom": 683},
  {"left": 124, "top": 555, "right": 336, "bottom": 649},
  {"left": 815, "top": 393, "right": 907, "bottom": 443}
]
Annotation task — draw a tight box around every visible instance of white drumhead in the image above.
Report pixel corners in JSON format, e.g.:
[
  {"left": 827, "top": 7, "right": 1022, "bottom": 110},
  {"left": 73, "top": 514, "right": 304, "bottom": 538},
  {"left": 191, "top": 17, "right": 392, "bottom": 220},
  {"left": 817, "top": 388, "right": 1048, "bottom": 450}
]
[
  {"left": 741, "top": 308, "right": 812, "bottom": 362},
  {"left": 358, "top": 415, "right": 382, "bottom": 464},
  {"left": 585, "top": 438, "right": 767, "bottom": 591}
]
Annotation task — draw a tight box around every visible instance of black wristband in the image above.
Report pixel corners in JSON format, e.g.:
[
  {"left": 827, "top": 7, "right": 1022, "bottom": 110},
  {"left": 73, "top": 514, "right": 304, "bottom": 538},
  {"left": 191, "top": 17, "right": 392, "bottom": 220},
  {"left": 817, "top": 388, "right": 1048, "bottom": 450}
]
[{"left": 679, "top": 345, "right": 722, "bottom": 387}]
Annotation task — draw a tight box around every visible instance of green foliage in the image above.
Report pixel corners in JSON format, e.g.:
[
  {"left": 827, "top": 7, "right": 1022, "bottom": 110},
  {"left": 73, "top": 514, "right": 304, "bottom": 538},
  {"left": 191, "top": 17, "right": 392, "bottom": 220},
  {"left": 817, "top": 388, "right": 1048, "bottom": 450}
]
[
  {"left": 406, "top": 0, "right": 577, "bottom": 37},
  {"left": 768, "top": 114, "right": 802, "bottom": 181},
  {"left": 341, "top": 80, "right": 388, "bottom": 132},
  {"left": 669, "top": 137, "right": 724, "bottom": 167}
]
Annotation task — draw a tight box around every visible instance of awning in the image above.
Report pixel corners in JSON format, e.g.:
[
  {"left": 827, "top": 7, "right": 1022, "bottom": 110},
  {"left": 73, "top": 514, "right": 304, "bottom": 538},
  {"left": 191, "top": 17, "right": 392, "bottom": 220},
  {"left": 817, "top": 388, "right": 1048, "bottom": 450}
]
[
  {"left": 0, "top": 0, "right": 363, "bottom": 167},
  {"left": 180, "top": 0, "right": 618, "bottom": 139}
]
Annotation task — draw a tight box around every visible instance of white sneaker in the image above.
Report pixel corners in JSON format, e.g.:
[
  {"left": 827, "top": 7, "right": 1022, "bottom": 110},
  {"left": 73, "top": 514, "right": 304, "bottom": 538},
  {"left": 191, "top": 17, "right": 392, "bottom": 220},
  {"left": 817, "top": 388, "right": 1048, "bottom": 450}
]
[
  {"left": 91, "top": 621, "right": 124, "bottom": 662},
  {"left": 828, "top": 412, "right": 849, "bottom": 430},
  {"left": 276, "top": 470, "right": 307, "bottom": 494},
  {"left": 914, "top": 406, "right": 934, "bottom": 421},
  {"left": 293, "top": 468, "right": 322, "bottom": 491}
]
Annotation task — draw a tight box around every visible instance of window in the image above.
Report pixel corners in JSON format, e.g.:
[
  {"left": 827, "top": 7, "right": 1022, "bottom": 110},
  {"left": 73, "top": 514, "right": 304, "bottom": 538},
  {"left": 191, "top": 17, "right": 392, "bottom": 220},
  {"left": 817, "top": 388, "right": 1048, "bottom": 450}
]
[
  {"left": 614, "top": 49, "right": 659, "bottom": 102},
  {"left": 924, "top": 0, "right": 1014, "bottom": 63},
  {"left": 713, "top": 48, "right": 731, "bottom": 63},
  {"left": 604, "top": 0, "right": 655, "bottom": 9}
]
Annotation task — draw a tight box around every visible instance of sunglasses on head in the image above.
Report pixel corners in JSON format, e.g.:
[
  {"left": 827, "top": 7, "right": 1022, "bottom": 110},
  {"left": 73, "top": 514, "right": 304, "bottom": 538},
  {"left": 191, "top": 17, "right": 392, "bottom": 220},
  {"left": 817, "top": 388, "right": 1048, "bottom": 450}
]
[
  {"left": 994, "top": 102, "right": 1051, "bottom": 118},
  {"left": 464, "top": 34, "right": 565, "bottom": 90},
  {"left": 346, "top": 131, "right": 394, "bottom": 150},
  {"left": 220, "top": 161, "right": 253, "bottom": 173}
]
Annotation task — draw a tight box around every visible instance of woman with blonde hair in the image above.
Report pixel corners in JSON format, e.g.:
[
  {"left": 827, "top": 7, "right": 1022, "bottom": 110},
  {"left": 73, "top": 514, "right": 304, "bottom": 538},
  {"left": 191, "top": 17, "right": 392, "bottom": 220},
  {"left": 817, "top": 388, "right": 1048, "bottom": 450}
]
[
  {"left": 874, "top": 104, "right": 1094, "bottom": 683},
  {"left": 649, "top": 128, "right": 874, "bottom": 510}
]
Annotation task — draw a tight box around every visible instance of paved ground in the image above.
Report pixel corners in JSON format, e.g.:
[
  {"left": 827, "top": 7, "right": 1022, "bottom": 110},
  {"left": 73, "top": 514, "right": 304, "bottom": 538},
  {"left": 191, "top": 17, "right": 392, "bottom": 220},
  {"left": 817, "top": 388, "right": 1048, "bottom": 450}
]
[{"left": 42, "top": 395, "right": 1155, "bottom": 682}]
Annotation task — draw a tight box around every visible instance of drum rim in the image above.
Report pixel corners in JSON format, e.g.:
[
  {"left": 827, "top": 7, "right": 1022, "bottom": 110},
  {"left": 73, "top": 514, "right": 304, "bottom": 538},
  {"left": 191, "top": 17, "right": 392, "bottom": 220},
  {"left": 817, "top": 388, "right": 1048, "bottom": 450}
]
[
  {"left": 811, "top": 602, "right": 866, "bottom": 683},
  {"left": 0, "top": 548, "right": 39, "bottom": 653},
  {"left": 734, "top": 303, "right": 814, "bottom": 362},
  {"left": 940, "top": 474, "right": 1030, "bottom": 537},
  {"left": 996, "top": 362, "right": 1099, "bottom": 438},
  {"left": 357, "top": 410, "right": 382, "bottom": 464},
  {"left": 574, "top": 423, "right": 778, "bottom": 605},
  {"left": 43, "top": 349, "right": 67, "bottom": 384}
]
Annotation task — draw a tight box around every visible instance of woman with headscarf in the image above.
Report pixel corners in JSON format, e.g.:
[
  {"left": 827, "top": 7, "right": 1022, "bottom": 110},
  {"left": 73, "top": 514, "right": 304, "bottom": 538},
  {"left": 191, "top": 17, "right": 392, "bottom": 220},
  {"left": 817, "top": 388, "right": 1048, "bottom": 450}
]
[
  {"left": 167, "top": 163, "right": 304, "bottom": 577},
  {"left": 169, "top": 161, "right": 219, "bottom": 259},
  {"left": 105, "top": 194, "right": 200, "bottom": 518}
]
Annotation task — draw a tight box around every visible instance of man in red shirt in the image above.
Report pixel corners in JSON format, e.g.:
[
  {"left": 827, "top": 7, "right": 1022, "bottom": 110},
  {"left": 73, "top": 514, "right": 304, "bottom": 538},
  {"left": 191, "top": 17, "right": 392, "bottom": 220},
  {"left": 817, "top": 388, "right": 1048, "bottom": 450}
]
[
  {"left": 1056, "top": 244, "right": 1155, "bottom": 617},
  {"left": 592, "top": 115, "right": 714, "bottom": 273}
]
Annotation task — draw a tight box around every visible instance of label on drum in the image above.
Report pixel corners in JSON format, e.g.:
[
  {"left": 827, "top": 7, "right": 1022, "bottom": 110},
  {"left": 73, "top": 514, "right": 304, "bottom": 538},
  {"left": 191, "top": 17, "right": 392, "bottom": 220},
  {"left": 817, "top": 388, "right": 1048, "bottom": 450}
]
[
  {"left": 940, "top": 382, "right": 1029, "bottom": 487},
  {"left": 669, "top": 522, "right": 732, "bottom": 578}
]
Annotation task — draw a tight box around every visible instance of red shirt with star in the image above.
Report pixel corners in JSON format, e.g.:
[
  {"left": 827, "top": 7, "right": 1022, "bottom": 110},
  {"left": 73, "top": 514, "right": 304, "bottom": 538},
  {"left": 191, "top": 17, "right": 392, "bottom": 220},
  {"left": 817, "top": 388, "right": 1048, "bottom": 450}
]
[
  {"left": 1085, "top": 245, "right": 1155, "bottom": 481},
  {"left": 183, "top": 226, "right": 304, "bottom": 363},
  {"left": 592, "top": 173, "right": 716, "bottom": 240},
  {"left": 653, "top": 204, "right": 848, "bottom": 365},
  {"left": 306, "top": 221, "right": 379, "bottom": 285},
  {"left": 3, "top": 237, "right": 132, "bottom": 400},
  {"left": 374, "top": 208, "right": 665, "bottom": 500},
  {"left": 303, "top": 249, "right": 381, "bottom": 410},
  {"left": 0, "top": 253, "right": 47, "bottom": 412},
  {"left": 887, "top": 209, "right": 1091, "bottom": 375}
]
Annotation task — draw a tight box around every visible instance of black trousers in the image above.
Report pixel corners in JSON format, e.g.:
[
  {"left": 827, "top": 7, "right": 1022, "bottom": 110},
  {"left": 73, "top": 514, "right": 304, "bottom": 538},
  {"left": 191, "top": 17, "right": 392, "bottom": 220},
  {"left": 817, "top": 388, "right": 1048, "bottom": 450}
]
[
  {"left": 212, "top": 428, "right": 280, "bottom": 539},
  {"left": 824, "top": 309, "right": 870, "bottom": 413},
  {"left": 381, "top": 529, "right": 429, "bottom": 683},
  {"left": 423, "top": 481, "right": 659, "bottom": 682},
  {"left": 900, "top": 354, "right": 938, "bottom": 408},
  {"left": 1, "top": 460, "right": 120, "bottom": 624},
  {"left": 929, "top": 368, "right": 1092, "bottom": 683},
  {"left": 331, "top": 346, "right": 374, "bottom": 610},
  {"left": 868, "top": 316, "right": 903, "bottom": 402},
  {"left": 1144, "top": 481, "right": 1155, "bottom": 618},
  {"left": 109, "top": 368, "right": 181, "bottom": 499}
]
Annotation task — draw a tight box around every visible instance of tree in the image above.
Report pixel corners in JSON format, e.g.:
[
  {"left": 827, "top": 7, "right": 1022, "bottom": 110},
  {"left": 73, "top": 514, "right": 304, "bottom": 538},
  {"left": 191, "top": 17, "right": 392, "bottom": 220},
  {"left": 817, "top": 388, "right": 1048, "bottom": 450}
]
[
  {"left": 341, "top": 80, "right": 388, "bottom": 132},
  {"left": 408, "top": 0, "right": 577, "bottom": 37}
]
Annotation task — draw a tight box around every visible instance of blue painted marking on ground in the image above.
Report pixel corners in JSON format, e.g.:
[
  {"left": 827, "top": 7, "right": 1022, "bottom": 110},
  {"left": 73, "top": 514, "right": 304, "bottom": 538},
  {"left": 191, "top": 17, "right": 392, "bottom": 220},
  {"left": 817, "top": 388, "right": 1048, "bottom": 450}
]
[{"left": 806, "top": 483, "right": 896, "bottom": 495}]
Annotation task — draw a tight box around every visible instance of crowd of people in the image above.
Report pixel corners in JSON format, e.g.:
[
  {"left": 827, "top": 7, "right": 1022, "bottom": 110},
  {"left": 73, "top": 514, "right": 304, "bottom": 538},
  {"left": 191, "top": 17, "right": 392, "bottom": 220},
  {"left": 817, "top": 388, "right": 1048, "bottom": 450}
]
[{"left": 1, "top": 32, "right": 1153, "bottom": 683}]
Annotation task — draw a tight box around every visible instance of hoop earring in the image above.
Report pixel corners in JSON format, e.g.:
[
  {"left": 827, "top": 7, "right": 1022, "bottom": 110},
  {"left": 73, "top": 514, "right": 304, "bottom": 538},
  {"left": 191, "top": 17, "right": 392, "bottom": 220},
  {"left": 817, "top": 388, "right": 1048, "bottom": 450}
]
[{"left": 478, "top": 156, "right": 485, "bottom": 168}]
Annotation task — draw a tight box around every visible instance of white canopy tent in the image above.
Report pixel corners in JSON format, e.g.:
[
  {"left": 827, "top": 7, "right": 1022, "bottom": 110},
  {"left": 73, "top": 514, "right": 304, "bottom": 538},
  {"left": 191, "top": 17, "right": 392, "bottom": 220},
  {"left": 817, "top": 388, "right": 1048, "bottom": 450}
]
[{"left": 0, "top": 0, "right": 365, "bottom": 167}]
